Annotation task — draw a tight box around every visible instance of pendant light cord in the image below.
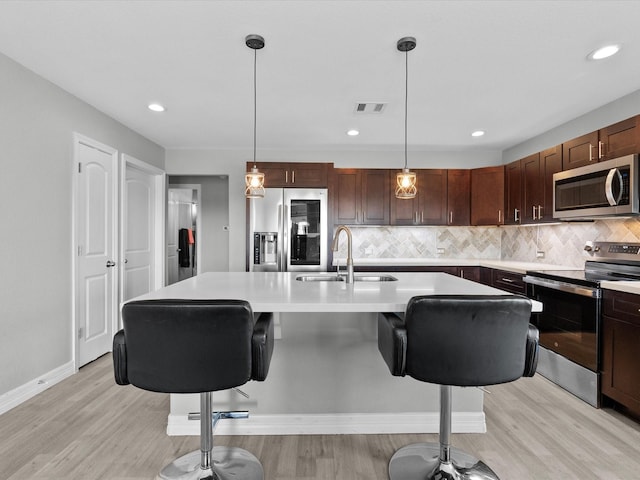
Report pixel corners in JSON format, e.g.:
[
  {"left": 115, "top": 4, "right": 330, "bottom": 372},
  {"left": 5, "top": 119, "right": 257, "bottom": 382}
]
[
  {"left": 253, "top": 48, "right": 257, "bottom": 167},
  {"left": 404, "top": 49, "right": 408, "bottom": 170}
]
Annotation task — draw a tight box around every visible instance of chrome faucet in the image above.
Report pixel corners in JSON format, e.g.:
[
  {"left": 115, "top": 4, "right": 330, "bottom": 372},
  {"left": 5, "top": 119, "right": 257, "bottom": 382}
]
[{"left": 332, "top": 225, "right": 354, "bottom": 283}]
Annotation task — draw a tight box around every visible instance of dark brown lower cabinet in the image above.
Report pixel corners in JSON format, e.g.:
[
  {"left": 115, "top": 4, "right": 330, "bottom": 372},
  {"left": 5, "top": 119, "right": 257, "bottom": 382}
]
[
  {"left": 602, "top": 289, "right": 640, "bottom": 419},
  {"left": 351, "top": 265, "right": 479, "bottom": 282}
]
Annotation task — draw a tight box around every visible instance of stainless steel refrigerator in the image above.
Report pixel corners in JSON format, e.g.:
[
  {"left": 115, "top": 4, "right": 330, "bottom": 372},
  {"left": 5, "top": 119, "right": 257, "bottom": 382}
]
[{"left": 248, "top": 188, "right": 328, "bottom": 272}]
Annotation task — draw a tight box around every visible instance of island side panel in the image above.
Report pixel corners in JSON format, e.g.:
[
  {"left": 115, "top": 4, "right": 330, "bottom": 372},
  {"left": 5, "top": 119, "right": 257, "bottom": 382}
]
[{"left": 168, "top": 311, "right": 484, "bottom": 435}]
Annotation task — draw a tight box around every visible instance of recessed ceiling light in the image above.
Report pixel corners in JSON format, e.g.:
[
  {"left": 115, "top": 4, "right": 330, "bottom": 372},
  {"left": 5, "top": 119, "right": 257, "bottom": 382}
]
[
  {"left": 587, "top": 44, "right": 620, "bottom": 61},
  {"left": 347, "top": 129, "right": 360, "bottom": 136},
  {"left": 471, "top": 130, "right": 485, "bottom": 137},
  {"left": 148, "top": 103, "right": 166, "bottom": 112}
]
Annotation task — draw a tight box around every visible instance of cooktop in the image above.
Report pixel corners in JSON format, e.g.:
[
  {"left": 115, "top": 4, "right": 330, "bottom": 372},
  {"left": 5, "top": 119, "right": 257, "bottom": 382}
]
[{"left": 525, "top": 242, "right": 640, "bottom": 287}]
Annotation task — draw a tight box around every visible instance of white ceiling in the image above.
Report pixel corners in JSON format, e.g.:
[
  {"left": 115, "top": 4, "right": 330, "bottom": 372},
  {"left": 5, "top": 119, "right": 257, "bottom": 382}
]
[{"left": 1, "top": 0, "right": 640, "bottom": 156}]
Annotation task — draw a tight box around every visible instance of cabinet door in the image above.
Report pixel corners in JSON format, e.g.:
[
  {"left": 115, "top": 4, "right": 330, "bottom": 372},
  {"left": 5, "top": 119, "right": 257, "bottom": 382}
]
[
  {"left": 251, "top": 162, "right": 288, "bottom": 187},
  {"left": 600, "top": 115, "right": 640, "bottom": 161},
  {"left": 540, "top": 145, "right": 562, "bottom": 222},
  {"left": 290, "top": 163, "right": 329, "bottom": 187},
  {"left": 522, "top": 153, "right": 542, "bottom": 223},
  {"left": 447, "top": 169, "right": 470, "bottom": 225},
  {"left": 562, "top": 131, "right": 599, "bottom": 169},
  {"left": 390, "top": 171, "right": 420, "bottom": 225},
  {"left": 361, "top": 169, "right": 390, "bottom": 225},
  {"left": 420, "top": 169, "right": 448, "bottom": 225},
  {"left": 471, "top": 166, "right": 505, "bottom": 225},
  {"left": 602, "top": 314, "right": 640, "bottom": 417},
  {"left": 333, "top": 169, "right": 361, "bottom": 224},
  {"left": 505, "top": 160, "right": 522, "bottom": 224},
  {"left": 457, "top": 266, "right": 480, "bottom": 282},
  {"left": 602, "top": 290, "right": 640, "bottom": 417}
]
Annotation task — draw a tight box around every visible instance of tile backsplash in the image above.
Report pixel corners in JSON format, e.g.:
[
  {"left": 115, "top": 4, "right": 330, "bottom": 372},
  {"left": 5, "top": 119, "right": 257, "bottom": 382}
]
[{"left": 335, "top": 218, "right": 640, "bottom": 268}]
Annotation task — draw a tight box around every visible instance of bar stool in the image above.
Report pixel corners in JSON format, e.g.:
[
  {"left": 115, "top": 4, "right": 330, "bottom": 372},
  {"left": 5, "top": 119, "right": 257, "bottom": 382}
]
[
  {"left": 113, "top": 299, "right": 274, "bottom": 480},
  {"left": 378, "top": 295, "right": 538, "bottom": 480}
]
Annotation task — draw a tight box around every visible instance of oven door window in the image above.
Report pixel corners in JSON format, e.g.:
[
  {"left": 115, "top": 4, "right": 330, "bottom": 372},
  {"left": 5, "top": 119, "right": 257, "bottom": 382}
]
[{"left": 529, "top": 285, "right": 599, "bottom": 372}]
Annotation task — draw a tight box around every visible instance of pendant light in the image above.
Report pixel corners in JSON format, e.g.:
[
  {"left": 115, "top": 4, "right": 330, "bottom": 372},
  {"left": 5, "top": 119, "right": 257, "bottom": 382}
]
[
  {"left": 245, "top": 34, "right": 266, "bottom": 198},
  {"left": 395, "top": 36, "right": 417, "bottom": 200}
]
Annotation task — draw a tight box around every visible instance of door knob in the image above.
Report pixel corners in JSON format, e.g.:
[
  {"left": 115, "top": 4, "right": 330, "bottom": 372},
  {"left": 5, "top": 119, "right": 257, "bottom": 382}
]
[{"left": 106, "top": 260, "right": 116, "bottom": 268}]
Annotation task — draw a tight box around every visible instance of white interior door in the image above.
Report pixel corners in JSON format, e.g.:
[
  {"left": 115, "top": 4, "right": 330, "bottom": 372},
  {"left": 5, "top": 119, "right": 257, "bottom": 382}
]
[
  {"left": 122, "top": 163, "right": 155, "bottom": 302},
  {"left": 75, "top": 136, "right": 117, "bottom": 367}
]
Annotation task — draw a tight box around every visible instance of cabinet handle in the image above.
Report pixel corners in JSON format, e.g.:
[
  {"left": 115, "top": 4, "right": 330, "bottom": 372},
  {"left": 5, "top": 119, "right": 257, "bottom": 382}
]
[
  {"left": 498, "top": 210, "right": 502, "bottom": 223},
  {"left": 599, "top": 141, "right": 605, "bottom": 160},
  {"left": 449, "top": 211, "right": 453, "bottom": 224},
  {"left": 285, "top": 171, "right": 288, "bottom": 183},
  {"left": 538, "top": 205, "right": 543, "bottom": 219},
  {"left": 292, "top": 170, "right": 295, "bottom": 183},
  {"left": 460, "top": 269, "right": 465, "bottom": 279},
  {"left": 533, "top": 205, "right": 538, "bottom": 220},
  {"left": 421, "top": 211, "right": 424, "bottom": 223},
  {"left": 514, "top": 208, "right": 520, "bottom": 223},
  {"left": 501, "top": 277, "right": 514, "bottom": 283},
  {"left": 589, "top": 144, "right": 594, "bottom": 162}
]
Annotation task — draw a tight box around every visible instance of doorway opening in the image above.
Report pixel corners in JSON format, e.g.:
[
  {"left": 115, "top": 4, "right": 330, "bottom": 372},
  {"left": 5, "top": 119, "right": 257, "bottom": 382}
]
[{"left": 167, "top": 175, "right": 230, "bottom": 284}]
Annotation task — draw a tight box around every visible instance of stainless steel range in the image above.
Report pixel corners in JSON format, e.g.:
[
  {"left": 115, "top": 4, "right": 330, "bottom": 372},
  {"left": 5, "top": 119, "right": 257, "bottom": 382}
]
[{"left": 524, "top": 242, "right": 640, "bottom": 407}]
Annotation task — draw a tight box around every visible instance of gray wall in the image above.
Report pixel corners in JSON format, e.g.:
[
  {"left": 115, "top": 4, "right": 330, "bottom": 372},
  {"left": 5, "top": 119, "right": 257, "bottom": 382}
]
[
  {"left": 0, "top": 52, "right": 164, "bottom": 396},
  {"left": 169, "top": 176, "right": 230, "bottom": 272},
  {"left": 503, "top": 88, "right": 640, "bottom": 162}
]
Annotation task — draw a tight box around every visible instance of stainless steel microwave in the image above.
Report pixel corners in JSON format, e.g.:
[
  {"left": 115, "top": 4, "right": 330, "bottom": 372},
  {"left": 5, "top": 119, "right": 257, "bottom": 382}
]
[{"left": 553, "top": 154, "right": 639, "bottom": 219}]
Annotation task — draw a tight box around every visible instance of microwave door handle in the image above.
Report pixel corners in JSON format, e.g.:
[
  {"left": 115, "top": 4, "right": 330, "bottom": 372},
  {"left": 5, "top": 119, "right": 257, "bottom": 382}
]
[{"left": 605, "top": 168, "right": 623, "bottom": 206}]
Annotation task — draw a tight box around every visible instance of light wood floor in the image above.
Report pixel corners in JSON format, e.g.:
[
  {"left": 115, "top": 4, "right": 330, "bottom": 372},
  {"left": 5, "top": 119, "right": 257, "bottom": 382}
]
[{"left": 1, "top": 354, "right": 639, "bottom": 479}]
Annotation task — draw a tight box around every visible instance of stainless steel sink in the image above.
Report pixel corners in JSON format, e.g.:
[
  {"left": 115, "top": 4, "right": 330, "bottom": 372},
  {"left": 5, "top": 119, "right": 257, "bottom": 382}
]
[
  {"left": 355, "top": 275, "right": 398, "bottom": 282},
  {"left": 296, "top": 275, "right": 344, "bottom": 282},
  {"left": 296, "top": 274, "right": 398, "bottom": 282}
]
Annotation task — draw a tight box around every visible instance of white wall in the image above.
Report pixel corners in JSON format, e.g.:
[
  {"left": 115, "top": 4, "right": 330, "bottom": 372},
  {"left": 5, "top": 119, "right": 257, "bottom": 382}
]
[{"left": 0, "top": 52, "right": 164, "bottom": 398}]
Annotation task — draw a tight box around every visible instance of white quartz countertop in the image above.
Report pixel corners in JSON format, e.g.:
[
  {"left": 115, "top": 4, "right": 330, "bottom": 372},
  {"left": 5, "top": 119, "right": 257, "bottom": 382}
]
[
  {"left": 601, "top": 280, "right": 640, "bottom": 295},
  {"left": 332, "top": 257, "right": 579, "bottom": 274},
  {"left": 132, "top": 271, "right": 542, "bottom": 313}
]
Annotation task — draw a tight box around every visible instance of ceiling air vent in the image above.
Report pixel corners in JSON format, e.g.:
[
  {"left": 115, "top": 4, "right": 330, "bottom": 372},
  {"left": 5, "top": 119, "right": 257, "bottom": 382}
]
[{"left": 355, "top": 102, "right": 387, "bottom": 114}]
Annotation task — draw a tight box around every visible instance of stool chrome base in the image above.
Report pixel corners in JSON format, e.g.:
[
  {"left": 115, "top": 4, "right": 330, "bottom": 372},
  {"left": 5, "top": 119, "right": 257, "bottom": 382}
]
[
  {"left": 158, "top": 446, "right": 264, "bottom": 480},
  {"left": 389, "top": 443, "right": 499, "bottom": 480}
]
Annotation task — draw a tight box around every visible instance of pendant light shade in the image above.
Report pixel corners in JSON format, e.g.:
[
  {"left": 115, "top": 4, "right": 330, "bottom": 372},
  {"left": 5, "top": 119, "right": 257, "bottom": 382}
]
[
  {"left": 395, "top": 36, "right": 417, "bottom": 200},
  {"left": 245, "top": 34, "right": 266, "bottom": 199}
]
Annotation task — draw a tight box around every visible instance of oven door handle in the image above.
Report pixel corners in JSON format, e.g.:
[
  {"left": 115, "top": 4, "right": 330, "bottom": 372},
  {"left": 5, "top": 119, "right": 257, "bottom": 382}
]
[{"left": 523, "top": 275, "right": 601, "bottom": 298}]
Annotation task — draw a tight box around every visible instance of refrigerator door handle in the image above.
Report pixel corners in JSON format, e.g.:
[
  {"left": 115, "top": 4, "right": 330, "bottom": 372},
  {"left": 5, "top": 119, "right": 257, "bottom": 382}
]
[{"left": 280, "top": 203, "right": 288, "bottom": 272}]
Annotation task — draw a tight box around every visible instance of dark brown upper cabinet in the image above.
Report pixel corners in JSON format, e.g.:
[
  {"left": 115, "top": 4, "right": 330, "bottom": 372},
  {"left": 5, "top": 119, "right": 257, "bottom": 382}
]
[
  {"left": 505, "top": 159, "right": 522, "bottom": 225},
  {"left": 447, "top": 169, "right": 470, "bottom": 226},
  {"left": 471, "top": 166, "right": 505, "bottom": 226},
  {"left": 247, "top": 162, "right": 329, "bottom": 188},
  {"left": 390, "top": 169, "right": 448, "bottom": 225},
  {"left": 562, "top": 115, "right": 640, "bottom": 170},
  {"left": 333, "top": 169, "right": 390, "bottom": 225}
]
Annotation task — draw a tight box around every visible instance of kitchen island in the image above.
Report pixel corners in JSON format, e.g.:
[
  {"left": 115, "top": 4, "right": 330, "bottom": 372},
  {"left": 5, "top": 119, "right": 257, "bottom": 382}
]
[{"left": 131, "top": 271, "right": 541, "bottom": 436}]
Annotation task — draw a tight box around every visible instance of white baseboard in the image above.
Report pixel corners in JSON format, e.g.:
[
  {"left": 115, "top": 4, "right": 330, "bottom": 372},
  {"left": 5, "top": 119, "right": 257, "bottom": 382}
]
[
  {"left": 167, "top": 411, "right": 486, "bottom": 436},
  {"left": 0, "top": 361, "right": 76, "bottom": 416}
]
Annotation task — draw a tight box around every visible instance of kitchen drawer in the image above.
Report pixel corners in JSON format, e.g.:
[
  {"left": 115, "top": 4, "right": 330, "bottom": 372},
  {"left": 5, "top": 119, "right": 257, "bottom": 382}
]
[
  {"left": 491, "top": 269, "right": 526, "bottom": 294},
  {"left": 603, "top": 289, "right": 640, "bottom": 326}
]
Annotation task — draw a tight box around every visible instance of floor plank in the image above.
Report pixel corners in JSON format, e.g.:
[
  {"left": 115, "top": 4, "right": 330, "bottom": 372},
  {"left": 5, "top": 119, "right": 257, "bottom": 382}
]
[{"left": 1, "top": 354, "right": 639, "bottom": 479}]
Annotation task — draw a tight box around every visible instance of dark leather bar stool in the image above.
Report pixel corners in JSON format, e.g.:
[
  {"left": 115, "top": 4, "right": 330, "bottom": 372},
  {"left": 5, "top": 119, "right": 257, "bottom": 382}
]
[
  {"left": 378, "top": 295, "right": 539, "bottom": 480},
  {"left": 113, "top": 299, "right": 274, "bottom": 480}
]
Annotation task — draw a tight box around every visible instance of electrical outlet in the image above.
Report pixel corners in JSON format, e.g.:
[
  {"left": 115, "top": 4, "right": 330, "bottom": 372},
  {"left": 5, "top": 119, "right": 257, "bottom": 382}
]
[
  {"left": 536, "top": 250, "right": 545, "bottom": 258},
  {"left": 437, "top": 247, "right": 445, "bottom": 255},
  {"left": 364, "top": 246, "right": 373, "bottom": 255}
]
